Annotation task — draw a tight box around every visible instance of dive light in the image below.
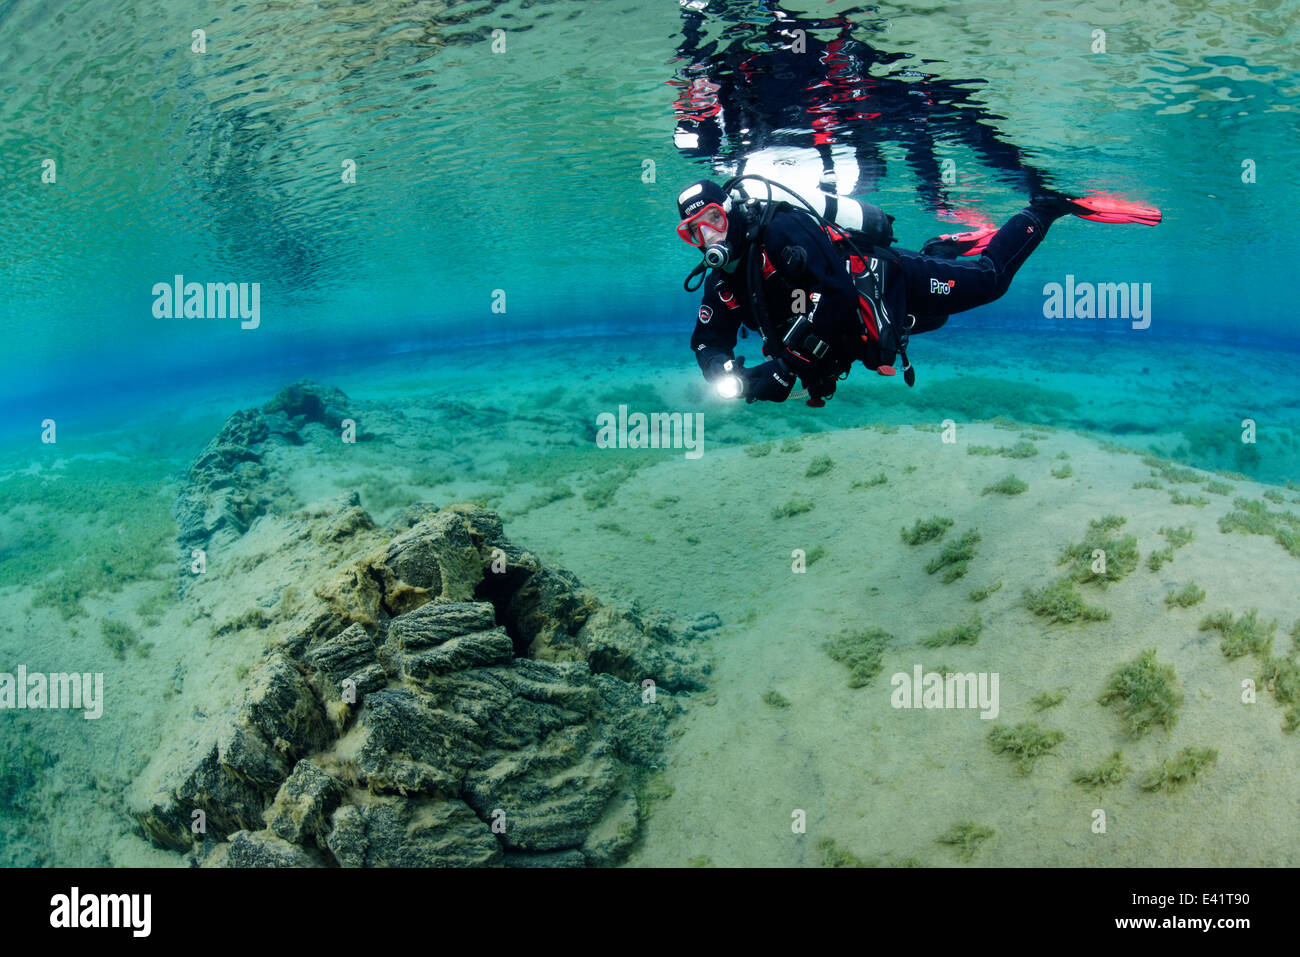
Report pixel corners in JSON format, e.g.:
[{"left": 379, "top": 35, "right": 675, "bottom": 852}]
[{"left": 715, "top": 358, "right": 744, "bottom": 399}]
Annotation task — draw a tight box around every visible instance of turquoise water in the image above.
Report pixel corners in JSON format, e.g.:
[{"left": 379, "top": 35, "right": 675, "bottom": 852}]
[
  {"left": 2, "top": 0, "right": 1299, "bottom": 868},
  {"left": 3, "top": 0, "right": 1298, "bottom": 408}
]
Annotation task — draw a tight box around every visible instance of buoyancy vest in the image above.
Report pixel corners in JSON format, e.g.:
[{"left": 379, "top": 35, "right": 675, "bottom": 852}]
[{"left": 822, "top": 225, "right": 916, "bottom": 386}]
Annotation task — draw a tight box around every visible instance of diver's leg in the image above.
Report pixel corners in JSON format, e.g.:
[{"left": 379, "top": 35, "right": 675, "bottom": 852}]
[{"left": 897, "top": 205, "right": 1059, "bottom": 319}]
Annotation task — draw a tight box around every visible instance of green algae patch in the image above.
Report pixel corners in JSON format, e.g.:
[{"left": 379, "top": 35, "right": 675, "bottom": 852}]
[
  {"left": 135, "top": 582, "right": 173, "bottom": 627},
  {"left": 1003, "top": 441, "right": 1039, "bottom": 458},
  {"left": 1199, "top": 609, "right": 1276, "bottom": 659},
  {"left": 8, "top": 457, "right": 178, "bottom": 620},
  {"left": 580, "top": 462, "right": 641, "bottom": 509},
  {"left": 824, "top": 628, "right": 893, "bottom": 688},
  {"left": 1058, "top": 515, "right": 1139, "bottom": 587},
  {"left": 1226, "top": 622, "right": 1299, "bottom": 732},
  {"left": 1150, "top": 525, "right": 1195, "bottom": 571},
  {"left": 502, "top": 443, "right": 602, "bottom": 488},
  {"left": 1139, "top": 747, "right": 1218, "bottom": 792},
  {"left": 761, "top": 690, "right": 791, "bottom": 708},
  {"left": 805, "top": 455, "right": 834, "bottom": 477},
  {"left": 920, "top": 613, "right": 983, "bottom": 648},
  {"left": 901, "top": 376, "right": 1080, "bottom": 422},
  {"left": 924, "top": 529, "right": 980, "bottom": 583},
  {"left": 772, "top": 498, "right": 815, "bottom": 519},
  {"left": 987, "top": 722, "right": 1064, "bottom": 774},
  {"left": 1031, "top": 687, "right": 1069, "bottom": 712},
  {"left": 520, "top": 484, "right": 574, "bottom": 513},
  {"left": 1147, "top": 547, "right": 1174, "bottom": 571},
  {"left": 634, "top": 772, "right": 676, "bottom": 825},
  {"left": 1260, "top": 646, "right": 1300, "bottom": 733},
  {"left": 851, "top": 473, "right": 888, "bottom": 489},
  {"left": 817, "top": 837, "right": 871, "bottom": 868},
  {"left": 1, "top": 718, "right": 59, "bottom": 863},
  {"left": 1099, "top": 650, "right": 1183, "bottom": 738},
  {"left": 1072, "top": 751, "right": 1130, "bottom": 789},
  {"left": 101, "top": 619, "right": 151, "bottom": 661},
  {"left": 982, "top": 475, "right": 1028, "bottom": 496},
  {"left": 1218, "top": 497, "right": 1300, "bottom": 557},
  {"left": 816, "top": 839, "right": 920, "bottom": 868},
  {"left": 1164, "top": 583, "right": 1206, "bottom": 608},
  {"left": 1023, "top": 579, "right": 1110, "bottom": 623},
  {"left": 967, "top": 441, "right": 1038, "bottom": 459},
  {"left": 1148, "top": 463, "right": 1205, "bottom": 485},
  {"left": 936, "top": 821, "right": 995, "bottom": 861},
  {"left": 901, "top": 515, "right": 953, "bottom": 546},
  {"left": 968, "top": 580, "right": 1003, "bottom": 603}
]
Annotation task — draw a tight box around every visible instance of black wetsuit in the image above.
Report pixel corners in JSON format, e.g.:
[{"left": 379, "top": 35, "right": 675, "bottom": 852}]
[
  {"left": 895, "top": 206, "right": 1054, "bottom": 329},
  {"left": 690, "top": 204, "right": 1055, "bottom": 402}
]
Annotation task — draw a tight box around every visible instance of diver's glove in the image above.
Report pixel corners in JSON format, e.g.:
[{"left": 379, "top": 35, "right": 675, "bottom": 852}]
[
  {"left": 740, "top": 357, "right": 796, "bottom": 404},
  {"left": 704, "top": 354, "right": 738, "bottom": 381}
]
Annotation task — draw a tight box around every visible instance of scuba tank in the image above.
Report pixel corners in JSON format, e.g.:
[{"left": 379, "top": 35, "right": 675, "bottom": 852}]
[{"left": 749, "top": 179, "right": 896, "bottom": 249}]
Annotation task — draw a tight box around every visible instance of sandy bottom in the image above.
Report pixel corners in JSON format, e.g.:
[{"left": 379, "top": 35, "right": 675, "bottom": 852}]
[{"left": 1, "top": 328, "right": 1297, "bottom": 867}]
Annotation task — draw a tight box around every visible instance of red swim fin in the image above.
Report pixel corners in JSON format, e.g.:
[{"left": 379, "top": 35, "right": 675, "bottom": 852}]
[
  {"left": 920, "top": 226, "right": 998, "bottom": 257},
  {"left": 1069, "top": 194, "right": 1162, "bottom": 226},
  {"left": 949, "top": 226, "right": 997, "bottom": 255}
]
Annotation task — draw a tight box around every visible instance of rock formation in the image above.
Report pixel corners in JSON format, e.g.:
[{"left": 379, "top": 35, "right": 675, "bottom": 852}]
[
  {"left": 131, "top": 381, "right": 715, "bottom": 867},
  {"left": 174, "top": 379, "right": 370, "bottom": 569}
]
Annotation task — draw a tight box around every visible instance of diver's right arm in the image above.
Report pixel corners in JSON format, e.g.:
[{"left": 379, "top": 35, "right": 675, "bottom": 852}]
[
  {"left": 689, "top": 276, "right": 795, "bottom": 403},
  {"left": 689, "top": 282, "right": 742, "bottom": 381}
]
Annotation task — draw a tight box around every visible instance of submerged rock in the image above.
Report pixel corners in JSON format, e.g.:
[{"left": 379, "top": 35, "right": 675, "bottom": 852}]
[
  {"left": 203, "top": 829, "right": 324, "bottom": 868},
  {"left": 339, "top": 687, "right": 482, "bottom": 795},
  {"left": 173, "top": 380, "right": 368, "bottom": 568},
  {"left": 327, "top": 797, "right": 501, "bottom": 868},
  {"left": 141, "top": 387, "right": 716, "bottom": 866},
  {"left": 127, "top": 652, "right": 329, "bottom": 851},
  {"left": 128, "top": 723, "right": 272, "bottom": 852},
  {"left": 261, "top": 380, "right": 355, "bottom": 433},
  {"left": 264, "top": 761, "right": 345, "bottom": 848},
  {"left": 581, "top": 606, "right": 710, "bottom": 693},
  {"left": 303, "top": 622, "right": 388, "bottom": 701}
]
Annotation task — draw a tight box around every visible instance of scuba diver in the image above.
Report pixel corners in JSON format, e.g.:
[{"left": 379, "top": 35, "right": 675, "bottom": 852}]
[
  {"left": 673, "top": 2, "right": 1162, "bottom": 404},
  {"left": 678, "top": 176, "right": 1161, "bottom": 405}
]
